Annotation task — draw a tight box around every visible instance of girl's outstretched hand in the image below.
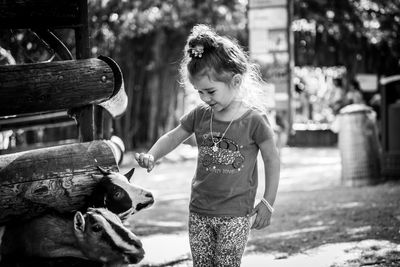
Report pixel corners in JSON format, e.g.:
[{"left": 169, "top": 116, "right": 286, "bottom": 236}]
[
  {"left": 249, "top": 201, "right": 272, "bottom": 230},
  {"left": 134, "top": 153, "right": 155, "bottom": 172}
]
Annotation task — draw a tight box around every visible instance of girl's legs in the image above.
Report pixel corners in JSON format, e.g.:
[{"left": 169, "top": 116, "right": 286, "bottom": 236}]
[
  {"left": 189, "top": 212, "right": 251, "bottom": 267},
  {"left": 189, "top": 212, "right": 216, "bottom": 267},
  {"left": 214, "top": 216, "right": 250, "bottom": 267}
]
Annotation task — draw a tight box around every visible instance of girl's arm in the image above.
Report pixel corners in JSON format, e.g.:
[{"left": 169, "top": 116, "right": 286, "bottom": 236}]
[
  {"left": 251, "top": 137, "right": 280, "bottom": 229},
  {"left": 260, "top": 138, "right": 280, "bottom": 207},
  {"left": 135, "top": 124, "right": 192, "bottom": 172}
]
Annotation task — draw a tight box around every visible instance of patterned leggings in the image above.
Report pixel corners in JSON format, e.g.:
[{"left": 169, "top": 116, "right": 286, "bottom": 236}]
[{"left": 188, "top": 212, "right": 251, "bottom": 267}]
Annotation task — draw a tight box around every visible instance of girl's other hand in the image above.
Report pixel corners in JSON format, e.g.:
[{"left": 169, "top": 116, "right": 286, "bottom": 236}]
[
  {"left": 249, "top": 201, "right": 272, "bottom": 230},
  {"left": 134, "top": 153, "right": 155, "bottom": 172}
]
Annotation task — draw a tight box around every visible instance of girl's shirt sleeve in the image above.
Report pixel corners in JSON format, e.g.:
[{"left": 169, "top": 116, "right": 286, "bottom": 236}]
[
  {"left": 180, "top": 108, "right": 197, "bottom": 133},
  {"left": 252, "top": 113, "right": 274, "bottom": 145}
]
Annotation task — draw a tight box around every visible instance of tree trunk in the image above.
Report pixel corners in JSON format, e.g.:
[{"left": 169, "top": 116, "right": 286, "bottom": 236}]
[{"left": 148, "top": 30, "right": 165, "bottom": 144}]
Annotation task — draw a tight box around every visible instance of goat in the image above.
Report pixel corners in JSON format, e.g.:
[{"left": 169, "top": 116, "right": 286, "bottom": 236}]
[
  {"left": 0, "top": 208, "right": 144, "bottom": 266},
  {"left": 90, "top": 166, "right": 154, "bottom": 221}
]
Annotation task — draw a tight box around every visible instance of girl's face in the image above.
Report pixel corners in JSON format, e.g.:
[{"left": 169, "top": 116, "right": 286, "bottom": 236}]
[{"left": 192, "top": 74, "right": 239, "bottom": 113}]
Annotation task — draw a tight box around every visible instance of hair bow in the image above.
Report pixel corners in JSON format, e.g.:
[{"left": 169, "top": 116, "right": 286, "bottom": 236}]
[{"left": 189, "top": 45, "right": 204, "bottom": 58}]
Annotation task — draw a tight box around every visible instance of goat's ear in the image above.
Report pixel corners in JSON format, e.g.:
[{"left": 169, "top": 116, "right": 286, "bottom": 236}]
[
  {"left": 74, "top": 211, "right": 86, "bottom": 233},
  {"left": 97, "top": 166, "right": 111, "bottom": 175},
  {"left": 124, "top": 168, "right": 135, "bottom": 181}
]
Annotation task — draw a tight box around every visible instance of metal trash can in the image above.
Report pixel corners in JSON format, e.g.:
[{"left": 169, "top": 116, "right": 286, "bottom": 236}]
[{"left": 338, "top": 104, "right": 381, "bottom": 186}]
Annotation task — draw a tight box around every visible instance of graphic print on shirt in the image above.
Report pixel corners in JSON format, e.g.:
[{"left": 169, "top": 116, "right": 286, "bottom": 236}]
[{"left": 199, "top": 133, "right": 245, "bottom": 174}]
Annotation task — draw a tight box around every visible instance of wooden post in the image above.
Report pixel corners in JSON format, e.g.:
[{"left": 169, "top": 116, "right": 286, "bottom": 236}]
[
  {"left": 73, "top": 0, "right": 100, "bottom": 142},
  {"left": 0, "top": 140, "right": 118, "bottom": 224}
]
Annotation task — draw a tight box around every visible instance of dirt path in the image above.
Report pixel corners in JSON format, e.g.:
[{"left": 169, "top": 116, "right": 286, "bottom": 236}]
[{"left": 121, "top": 146, "right": 400, "bottom": 267}]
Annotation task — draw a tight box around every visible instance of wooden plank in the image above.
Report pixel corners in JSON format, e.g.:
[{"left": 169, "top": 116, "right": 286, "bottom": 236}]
[
  {"left": 0, "top": 58, "right": 115, "bottom": 116},
  {"left": 0, "top": 140, "right": 118, "bottom": 224},
  {"left": 0, "top": 111, "right": 75, "bottom": 131},
  {"left": 0, "top": 139, "right": 79, "bottom": 155},
  {"left": 0, "top": 0, "right": 83, "bottom": 29}
]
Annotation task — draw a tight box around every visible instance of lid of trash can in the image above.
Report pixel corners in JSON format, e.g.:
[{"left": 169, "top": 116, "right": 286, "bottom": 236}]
[{"left": 339, "top": 104, "right": 373, "bottom": 115}]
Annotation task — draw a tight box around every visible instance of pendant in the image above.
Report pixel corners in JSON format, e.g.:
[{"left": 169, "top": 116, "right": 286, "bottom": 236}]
[{"left": 212, "top": 144, "right": 218, "bottom": 152}]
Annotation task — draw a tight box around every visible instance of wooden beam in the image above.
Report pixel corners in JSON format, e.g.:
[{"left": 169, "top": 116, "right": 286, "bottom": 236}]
[
  {"left": 0, "top": 140, "right": 118, "bottom": 224},
  {"left": 0, "top": 139, "right": 80, "bottom": 155},
  {"left": 0, "top": 0, "right": 83, "bottom": 29},
  {"left": 0, "top": 58, "right": 115, "bottom": 116},
  {"left": 0, "top": 111, "right": 75, "bottom": 131}
]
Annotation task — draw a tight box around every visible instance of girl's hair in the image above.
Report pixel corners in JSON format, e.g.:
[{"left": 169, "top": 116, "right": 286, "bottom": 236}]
[{"left": 180, "top": 24, "right": 271, "bottom": 112}]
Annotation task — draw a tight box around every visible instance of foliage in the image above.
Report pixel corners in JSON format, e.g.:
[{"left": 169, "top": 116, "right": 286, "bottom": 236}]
[
  {"left": 87, "top": 0, "right": 248, "bottom": 148},
  {"left": 88, "top": 0, "right": 247, "bottom": 56},
  {"left": 294, "top": 0, "right": 400, "bottom": 75}
]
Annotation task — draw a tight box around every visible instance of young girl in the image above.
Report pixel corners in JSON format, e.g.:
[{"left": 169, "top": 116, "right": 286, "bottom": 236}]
[{"left": 135, "top": 24, "right": 280, "bottom": 267}]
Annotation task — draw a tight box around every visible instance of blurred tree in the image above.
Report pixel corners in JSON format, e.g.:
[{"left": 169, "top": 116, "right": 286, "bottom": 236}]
[
  {"left": 293, "top": 0, "right": 400, "bottom": 78},
  {"left": 88, "top": 0, "right": 247, "bottom": 149}
]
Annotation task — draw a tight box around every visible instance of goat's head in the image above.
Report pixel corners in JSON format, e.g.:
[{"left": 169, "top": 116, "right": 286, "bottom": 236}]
[
  {"left": 91, "top": 166, "right": 154, "bottom": 220},
  {"left": 73, "top": 208, "right": 144, "bottom": 265}
]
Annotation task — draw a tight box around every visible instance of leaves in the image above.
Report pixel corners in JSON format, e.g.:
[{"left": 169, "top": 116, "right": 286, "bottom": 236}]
[
  {"left": 88, "top": 0, "right": 246, "bottom": 50},
  {"left": 294, "top": 0, "right": 400, "bottom": 73},
  {"left": 85, "top": 0, "right": 248, "bottom": 148}
]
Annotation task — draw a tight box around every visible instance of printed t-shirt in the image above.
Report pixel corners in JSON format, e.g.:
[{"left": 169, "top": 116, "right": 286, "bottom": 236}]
[{"left": 180, "top": 104, "right": 273, "bottom": 217}]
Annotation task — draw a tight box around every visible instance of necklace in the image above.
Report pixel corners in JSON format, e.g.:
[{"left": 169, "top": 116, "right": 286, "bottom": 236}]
[{"left": 209, "top": 103, "right": 241, "bottom": 152}]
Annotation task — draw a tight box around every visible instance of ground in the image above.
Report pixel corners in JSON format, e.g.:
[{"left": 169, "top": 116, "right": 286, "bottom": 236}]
[{"left": 120, "top": 146, "right": 400, "bottom": 267}]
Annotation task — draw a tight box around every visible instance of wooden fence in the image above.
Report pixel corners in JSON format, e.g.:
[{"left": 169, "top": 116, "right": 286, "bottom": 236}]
[{"left": 0, "top": 0, "right": 127, "bottom": 226}]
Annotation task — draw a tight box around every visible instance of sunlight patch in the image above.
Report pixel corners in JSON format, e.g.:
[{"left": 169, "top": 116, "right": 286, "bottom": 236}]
[
  {"left": 337, "top": 202, "right": 364, "bottom": 209},
  {"left": 253, "top": 226, "right": 329, "bottom": 239},
  {"left": 140, "top": 220, "right": 185, "bottom": 228},
  {"left": 242, "top": 240, "right": 400, "bottom": 267},
  {"left": 346, "top": 226, "right": 372, "bottom": 236},
  {"left": 140, "top": 233, "right": 191, "bottom": 265}
]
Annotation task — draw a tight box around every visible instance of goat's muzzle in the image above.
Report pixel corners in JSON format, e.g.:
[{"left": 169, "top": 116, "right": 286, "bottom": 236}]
[
  {"left": 126, "top": 248, "right": 145, "bottom": 264},
  {"left": 136, "top": 193, "right": 154, "bottom": 212}
]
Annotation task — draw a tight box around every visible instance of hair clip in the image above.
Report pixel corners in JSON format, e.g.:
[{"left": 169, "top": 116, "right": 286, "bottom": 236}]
[{"left": 189, "top": 45, "right": 204, "bottom": 58}]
